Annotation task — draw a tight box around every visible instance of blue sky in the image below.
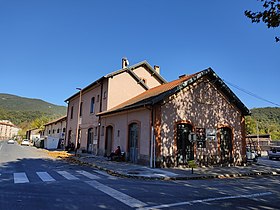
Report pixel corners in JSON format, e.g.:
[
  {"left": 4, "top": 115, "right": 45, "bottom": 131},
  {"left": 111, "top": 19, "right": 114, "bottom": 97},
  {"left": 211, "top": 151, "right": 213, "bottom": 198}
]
[{"left": 0, "top": 0, "right": 279, "bottom": 108}]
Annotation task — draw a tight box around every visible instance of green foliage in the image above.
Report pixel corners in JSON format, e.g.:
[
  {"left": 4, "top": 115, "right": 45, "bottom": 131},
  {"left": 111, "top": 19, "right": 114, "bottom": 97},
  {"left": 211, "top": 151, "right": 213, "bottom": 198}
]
[
  {"left": 245, "top": 107, "right": 280, "bottom": 140},
  {"left": 0, "top": 93, "right": 66, "bottom": 129},
  {"left": 245, "top": 0, "right": 280, "bottom": 42},
  {"left": 187, "top": 160, "right": 197, "bottom": 168},
  {"left": 30, "top": 116, "right": 52, "bottom": 130}
]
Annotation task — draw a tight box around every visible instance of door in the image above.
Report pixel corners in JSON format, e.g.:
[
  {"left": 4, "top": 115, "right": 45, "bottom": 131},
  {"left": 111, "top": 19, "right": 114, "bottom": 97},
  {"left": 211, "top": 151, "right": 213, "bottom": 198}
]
[
  {"left": 67, "top": 130, "right": 72, "bottom": 145},
  {"left": 105, "top": 126, "right": 113, "bottom": 157},
  {"left": 87, "top": 128, "right": 93, "bottom": 153},
  {"left": 176, "top": 123, "right": 194, "bottom": 165},
  {"left": 219, "top": 127, "right": 233, "bottom": 164},
  {"left": 128, "top": 123, "right": 139, "bottom": 163}
]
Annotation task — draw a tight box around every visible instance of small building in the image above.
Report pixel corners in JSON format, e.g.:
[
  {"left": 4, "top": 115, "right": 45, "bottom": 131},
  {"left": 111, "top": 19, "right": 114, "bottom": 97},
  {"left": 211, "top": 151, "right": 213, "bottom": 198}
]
[
  {"left": 41, "top": 116, "right": 67, "bottom": 149},
  {"left": 246, "top": 134, "right": 278, "bottom": 156},
  {"left": 97, "top": 68, "right": 250, "bottom": 167},
  {"left": 26, "top": 128, "right": 41, "bottom": 142},
  {"left": 0, "top": 120, "right": 19, "bottom": 140}
]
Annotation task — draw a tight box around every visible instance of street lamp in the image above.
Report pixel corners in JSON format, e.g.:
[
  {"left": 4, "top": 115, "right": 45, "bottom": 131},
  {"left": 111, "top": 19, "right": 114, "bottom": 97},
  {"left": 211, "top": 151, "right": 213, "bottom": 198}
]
[{"left": 75, "top": 88, "right": 82, "bottom": 155}]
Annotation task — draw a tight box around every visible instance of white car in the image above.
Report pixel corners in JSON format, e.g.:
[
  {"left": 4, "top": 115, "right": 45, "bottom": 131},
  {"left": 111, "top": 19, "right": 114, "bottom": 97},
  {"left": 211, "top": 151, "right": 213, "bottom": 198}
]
[
  {"left": 268, "top": 146, "right": 280, "bottom": 160},
  {"left": 246, "top": 146, "right": 258, "bottom": 162},
  {"left": 21, "top": 139, "right": 30, "bottom": 146},
  {"left": 7, "top": 139, "right": 15, "bottom": 144}
]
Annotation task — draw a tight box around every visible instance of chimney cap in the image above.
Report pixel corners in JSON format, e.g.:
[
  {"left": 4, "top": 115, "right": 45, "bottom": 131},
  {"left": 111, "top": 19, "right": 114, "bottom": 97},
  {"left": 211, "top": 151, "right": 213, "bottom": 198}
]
[
  {"left": 122, "top": 57, "right": 129, "bottom": 68},
  {"left": 154, "top": 65, "right": 160, "bottom": 74}
]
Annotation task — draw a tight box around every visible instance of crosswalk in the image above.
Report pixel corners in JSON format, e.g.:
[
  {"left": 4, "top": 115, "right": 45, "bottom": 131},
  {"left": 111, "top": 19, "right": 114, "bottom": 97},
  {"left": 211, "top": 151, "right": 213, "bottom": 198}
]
[{"left": 0, "top": 170, "right": 116, "bottom": 184}]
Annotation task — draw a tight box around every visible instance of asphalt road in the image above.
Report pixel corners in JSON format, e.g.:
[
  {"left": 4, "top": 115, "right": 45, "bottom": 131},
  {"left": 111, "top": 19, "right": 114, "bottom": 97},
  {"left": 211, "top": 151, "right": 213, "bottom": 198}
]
[
  {"left": 0, "top": 140, "right": 279, "bottom": 210},
  {"left": 258, "top": 156, "right": 280, "bottom": 169}
]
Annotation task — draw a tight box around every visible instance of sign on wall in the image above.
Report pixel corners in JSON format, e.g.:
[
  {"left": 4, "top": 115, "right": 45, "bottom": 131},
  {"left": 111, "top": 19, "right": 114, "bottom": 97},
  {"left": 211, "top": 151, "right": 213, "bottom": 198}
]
[
  {"left": 206, "top": 128, "right": 217, "bottom": 141},
  {"left": 188, "top": 132, "right": 197, "bottom": 143},
  {"left": 196, "top": 128, "right": 206, "bottom": 148}
]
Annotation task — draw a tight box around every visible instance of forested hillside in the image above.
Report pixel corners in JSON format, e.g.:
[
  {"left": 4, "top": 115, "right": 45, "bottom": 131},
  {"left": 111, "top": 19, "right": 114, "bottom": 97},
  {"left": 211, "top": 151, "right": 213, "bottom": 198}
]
[
  {"left": 0, "top": 93, "right": 66, "bottom": 125},
  {"left": 246, "top": 107, "right": 280, "bottom": 140}
]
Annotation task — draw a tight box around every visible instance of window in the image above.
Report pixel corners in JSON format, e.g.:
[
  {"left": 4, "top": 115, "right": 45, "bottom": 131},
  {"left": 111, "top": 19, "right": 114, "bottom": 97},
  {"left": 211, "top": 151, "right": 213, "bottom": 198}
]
[
  {"left": 90, "top": 97, "right": 95, "bottom": 113},
  {"left": 70, "top": 106, "right": 73, "bottom": 119},
  {"left": 97, "top": 95, "right": 100, "bottom": 102},
  {"left": 103, "top": 91, "right": 107, "bottom": 99},
  {"left": 63, "top": 128, "right": 66, "bottom": 133},
  {"left": 79, "top": 102, "right": 83, "bottom": 116},
  {"left": 53, "top": 129, "right": 55, "bottom": 134},
  {"left": 48, "top": 130, "right": 51, "bottom": 134},
  {"left": 57, "top": 129, "right": 60, "bottom": 133}
]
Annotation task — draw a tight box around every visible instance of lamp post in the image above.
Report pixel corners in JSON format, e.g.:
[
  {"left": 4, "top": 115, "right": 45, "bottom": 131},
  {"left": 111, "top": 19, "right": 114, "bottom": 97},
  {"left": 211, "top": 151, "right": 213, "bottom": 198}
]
[{"left": 75, "top": 88, "right": 82, "bottom": 155}]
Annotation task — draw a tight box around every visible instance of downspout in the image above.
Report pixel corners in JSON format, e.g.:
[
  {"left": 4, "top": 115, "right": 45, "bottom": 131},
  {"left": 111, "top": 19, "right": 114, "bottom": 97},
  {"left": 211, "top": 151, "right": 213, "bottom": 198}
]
[
  {"left": 153, "top": 106, "right": 156, "bottom": 168},
  {"left": 150, "top": 105, "right": 156, "bottom": 168},
  {"left": 97, "top": 81, "right": 103, "bottom": 155},
  {"left": 65, "top": 101, "right": 71, "bottom": 145},
  {"left": 150, "top": 125, "right": 154, "bottom": 168}
]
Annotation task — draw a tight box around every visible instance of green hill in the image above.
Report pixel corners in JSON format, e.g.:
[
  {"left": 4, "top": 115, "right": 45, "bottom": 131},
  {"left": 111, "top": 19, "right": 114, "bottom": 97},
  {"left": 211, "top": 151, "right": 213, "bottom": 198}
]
[
  {"left": 0, "top": 93, "right": 66, "bottom": 125},
  {"left": 246, "top": 107, "right": 280, "bottom": 140}
]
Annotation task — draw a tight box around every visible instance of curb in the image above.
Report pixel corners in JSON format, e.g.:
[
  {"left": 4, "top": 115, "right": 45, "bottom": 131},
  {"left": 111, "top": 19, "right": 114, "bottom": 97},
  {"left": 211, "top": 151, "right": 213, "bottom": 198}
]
[{"left": 66, "top": 156, "right": 280, "bottom": 181}]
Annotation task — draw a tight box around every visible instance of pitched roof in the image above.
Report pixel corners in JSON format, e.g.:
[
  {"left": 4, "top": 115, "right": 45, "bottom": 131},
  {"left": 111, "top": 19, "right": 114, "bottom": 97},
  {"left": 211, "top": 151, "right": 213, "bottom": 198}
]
[
  {"left": 44, "top": 115, "right": 67, "bottom": 126},
  {"left": 97, "top": 68, "right": 250, "bottom": 116},
  {"left": 64, "top": 60, "right": 167, "bottom": 102}
]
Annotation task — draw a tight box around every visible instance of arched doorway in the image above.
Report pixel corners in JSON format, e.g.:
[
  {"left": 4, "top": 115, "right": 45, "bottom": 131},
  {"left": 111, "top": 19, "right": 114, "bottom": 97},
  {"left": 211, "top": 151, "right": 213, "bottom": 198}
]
[
  {"left": 105, "top": 126, "right": 113, "bottom": 157},
  {"left": 176, "top": 123, "right": 194, "bottom": 165},
  {"left": 67, "top": 130, "right": 72, "bottom": 145},
  {"left": 87, "top": 128, "right": 93, "bottom": 153},
  {"left": 219, "top": 127, "right": 233, "bottom": 164},
  {"left": 128, "top": 123, "right": 139, "bottom": 163}
]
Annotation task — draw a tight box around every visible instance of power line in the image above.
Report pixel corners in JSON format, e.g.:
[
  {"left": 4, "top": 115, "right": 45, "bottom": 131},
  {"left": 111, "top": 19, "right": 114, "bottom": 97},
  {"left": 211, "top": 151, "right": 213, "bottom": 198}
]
[{"left": 223, "top": 79, "right": 280, "bottom": 107}]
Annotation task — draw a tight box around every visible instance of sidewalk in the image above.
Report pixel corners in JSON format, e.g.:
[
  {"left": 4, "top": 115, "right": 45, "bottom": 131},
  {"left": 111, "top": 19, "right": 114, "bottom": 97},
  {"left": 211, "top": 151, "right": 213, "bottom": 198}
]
[{"left": 66, "top": 153, "right": 280, "bottom": 180}]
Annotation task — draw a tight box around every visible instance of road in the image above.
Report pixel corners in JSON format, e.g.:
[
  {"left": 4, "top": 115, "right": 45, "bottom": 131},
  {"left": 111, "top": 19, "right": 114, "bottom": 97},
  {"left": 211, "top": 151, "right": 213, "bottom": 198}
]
[
  {"left": 258, "top": 156, "right": 280, "bottom": 169},
  {"left": 0, "top": 140, "right": 279, "bottom": 210}
]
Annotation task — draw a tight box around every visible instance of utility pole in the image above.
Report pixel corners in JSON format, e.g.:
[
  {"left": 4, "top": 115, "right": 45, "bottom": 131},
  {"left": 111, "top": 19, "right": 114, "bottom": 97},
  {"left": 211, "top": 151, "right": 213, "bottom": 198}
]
[{"left": 75, "top": 88, "right": 82, "bottom": 156}]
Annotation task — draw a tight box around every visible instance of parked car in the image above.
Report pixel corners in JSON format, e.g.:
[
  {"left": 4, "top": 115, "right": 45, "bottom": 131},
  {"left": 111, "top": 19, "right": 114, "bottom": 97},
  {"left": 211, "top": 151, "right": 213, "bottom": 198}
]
[
  {"left": 246, "top": 146, "right": 258, "bottom": 162},
  {"left": 7, "top": 139, "right": 15, "bottom": 144},
  {"left": 21, "top": 139, "right": 30, "bottom": 146},
  {"left": 267, "top": 146, "right": 280, "bottom": 160}
]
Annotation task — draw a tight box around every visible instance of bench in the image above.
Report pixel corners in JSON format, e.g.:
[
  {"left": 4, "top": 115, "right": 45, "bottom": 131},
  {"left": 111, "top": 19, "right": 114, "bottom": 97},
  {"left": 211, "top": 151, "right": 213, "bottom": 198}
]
[{"left": 112, "top": 152, "right": 126, "bottom": 161}]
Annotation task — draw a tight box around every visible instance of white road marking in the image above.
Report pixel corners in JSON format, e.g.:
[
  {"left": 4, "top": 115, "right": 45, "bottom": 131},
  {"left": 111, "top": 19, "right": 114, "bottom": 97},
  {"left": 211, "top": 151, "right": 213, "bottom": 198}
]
[
  {"left": 0, "top": 144, "right": 3, "bottom": 151},
  {"left": 139, "top": 192, "right": 273, "bottom": 210},
  {"left": 56, "top": 171, "right": 79, "bottom": 180},
  {"left": 86, "top": 180, "right": 147, "bottom": 208},
  {"left": 76, "top": 170, "right": 100, "bottom": 179},
  {"left": 36, "top": 172, "right": 56, "bottom": 182},
  {"left": 14, "top": 172, "right": 29, "bottom": 184}
]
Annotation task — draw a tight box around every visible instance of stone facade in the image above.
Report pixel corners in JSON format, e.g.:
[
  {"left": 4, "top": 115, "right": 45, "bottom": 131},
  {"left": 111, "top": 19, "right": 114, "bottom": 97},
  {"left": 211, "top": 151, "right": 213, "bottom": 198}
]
[{"left": 98, "top": 68, "right": 249, "bottom": 167}]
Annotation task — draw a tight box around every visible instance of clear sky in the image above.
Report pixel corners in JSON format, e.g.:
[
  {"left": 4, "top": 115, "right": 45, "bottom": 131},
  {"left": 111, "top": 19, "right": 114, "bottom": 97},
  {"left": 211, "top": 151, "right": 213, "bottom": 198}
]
[{"left": 0, "top": 0, "right": 279, "bottom": 108}]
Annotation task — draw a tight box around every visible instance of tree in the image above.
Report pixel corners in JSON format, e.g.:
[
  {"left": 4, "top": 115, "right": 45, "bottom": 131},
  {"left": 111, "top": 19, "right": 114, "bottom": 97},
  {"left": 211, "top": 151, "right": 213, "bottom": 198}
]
[
  {"left": 30, "top": 116, "right": 51, "bottom": 130},
  {"left": 245, "top": 0, "right": 280, "bottom": 42}
]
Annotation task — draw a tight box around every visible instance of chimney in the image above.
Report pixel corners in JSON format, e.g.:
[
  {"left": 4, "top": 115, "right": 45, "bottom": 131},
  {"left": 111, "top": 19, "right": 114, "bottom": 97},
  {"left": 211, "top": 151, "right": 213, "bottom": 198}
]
[
  {"left": 179, "top": 74, "right": 187, "bottom": 78},
  {"left": 154, "top": 65, "right": 160, "bottom": 74},
  {"left": 122, "top": 57, "right": 129, "bottom": 69}
]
